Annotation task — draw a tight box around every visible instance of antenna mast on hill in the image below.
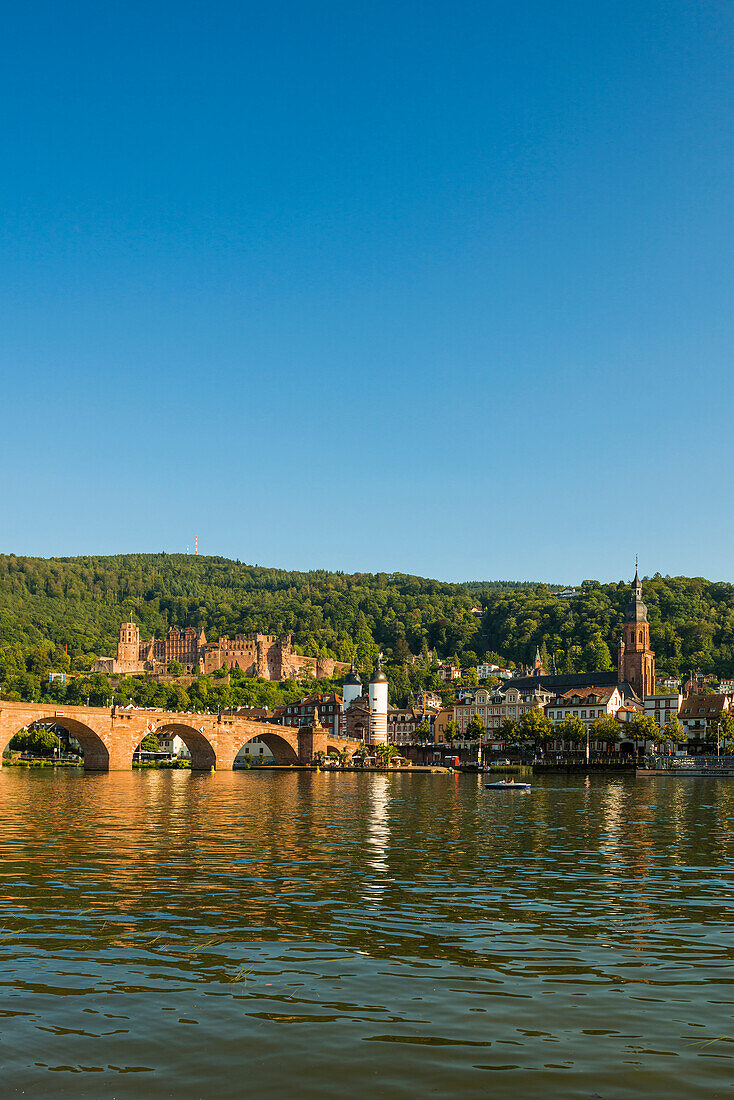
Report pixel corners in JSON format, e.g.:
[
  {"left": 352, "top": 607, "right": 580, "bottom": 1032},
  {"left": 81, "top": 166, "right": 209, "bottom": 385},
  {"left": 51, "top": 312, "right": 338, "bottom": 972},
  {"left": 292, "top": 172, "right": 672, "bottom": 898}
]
[{"left": 195, "top": 536, "right": 198, "bottom": 555}]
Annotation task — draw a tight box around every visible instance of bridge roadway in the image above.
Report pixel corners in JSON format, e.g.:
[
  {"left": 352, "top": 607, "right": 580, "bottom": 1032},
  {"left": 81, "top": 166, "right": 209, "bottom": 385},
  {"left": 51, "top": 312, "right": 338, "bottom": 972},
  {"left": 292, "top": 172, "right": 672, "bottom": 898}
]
[{"left": 0, "top": 701, "right": 364, "bottom": 771}]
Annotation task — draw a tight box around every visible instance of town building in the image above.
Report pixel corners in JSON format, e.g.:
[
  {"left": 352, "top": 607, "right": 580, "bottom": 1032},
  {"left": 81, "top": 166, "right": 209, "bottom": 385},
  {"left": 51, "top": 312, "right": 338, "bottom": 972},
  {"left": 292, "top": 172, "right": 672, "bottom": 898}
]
[
  {"left": 234, "top": 739, "right": 276, "bottom": 765},
  {"left": 477, "top": 663, "right": 514, "bottom": 681},
  {"left": 679, "top": 694, "right": 730, "bottom": 738},
  {"left": 644, "top": 693, "right": 682, "bottom": 730},
  {"left": 432, "top": 708, "right": 454, "bottom": 743},
  {"left": 388, "top": 707, "right": 418, "bottom": 747},
  {"left": 437, "top": 663, "right": 461, "bottom": 682},
  {"left": 156, "top": 731, "right": 190, "bottom": 759},
  {"left": 413, "top": 690, "right": 442, "bottom": 712},
  {"left": 94, "top": 618, "right": 348, "bottom": 682},
  {"left": 545, "top": 685, "right": 623, "bottom": 725},
  {"left": 272, "top": 693, "right": 343, "bottom": 739},
  {"left": 451, "top": 684, "right": 552, "bottom": 736},
  {"left": 484, "top": 684, "right": 553, "bottom": 732},
  {"left": 683, "top": 671, "right": 717, "bottom": 694}
]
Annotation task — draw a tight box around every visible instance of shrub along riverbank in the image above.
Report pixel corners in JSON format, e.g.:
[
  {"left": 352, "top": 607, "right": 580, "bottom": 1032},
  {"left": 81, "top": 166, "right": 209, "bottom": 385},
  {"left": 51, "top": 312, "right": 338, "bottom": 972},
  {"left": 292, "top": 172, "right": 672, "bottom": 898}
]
[{"left": 1, "top": 755, "right": 82, "bottom": 767}]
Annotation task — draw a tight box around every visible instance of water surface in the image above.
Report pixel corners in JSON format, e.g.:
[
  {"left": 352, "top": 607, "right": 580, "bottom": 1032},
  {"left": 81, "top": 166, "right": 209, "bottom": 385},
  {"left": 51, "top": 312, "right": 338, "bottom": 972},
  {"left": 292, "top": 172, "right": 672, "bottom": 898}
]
[{"left": 0, "top": 769, "right": 733, "bottom": 1097}]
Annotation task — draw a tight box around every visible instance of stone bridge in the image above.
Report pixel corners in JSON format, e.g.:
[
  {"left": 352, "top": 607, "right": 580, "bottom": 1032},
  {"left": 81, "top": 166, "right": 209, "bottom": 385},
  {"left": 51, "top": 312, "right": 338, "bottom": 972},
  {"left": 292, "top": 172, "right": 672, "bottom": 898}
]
[{"left": 0, "top": 701, "right": 364, "bottom": 771}]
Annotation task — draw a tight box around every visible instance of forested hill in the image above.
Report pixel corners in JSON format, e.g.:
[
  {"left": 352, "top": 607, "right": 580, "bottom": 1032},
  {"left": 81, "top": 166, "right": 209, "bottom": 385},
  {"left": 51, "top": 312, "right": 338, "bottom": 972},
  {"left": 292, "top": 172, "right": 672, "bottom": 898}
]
[{"left": 0, "top": 553, "right": 733, "bottom": 680}]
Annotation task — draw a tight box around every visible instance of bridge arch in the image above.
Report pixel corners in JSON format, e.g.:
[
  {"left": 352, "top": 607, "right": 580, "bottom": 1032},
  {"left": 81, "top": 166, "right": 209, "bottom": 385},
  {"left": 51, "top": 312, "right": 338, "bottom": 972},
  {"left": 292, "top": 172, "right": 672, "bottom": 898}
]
[
  {"left": 231, "top": 731, "right": 299, "bottom": 768},
  {"left": 3, "top": 716, "right": 110, "bottom": 771},
  {"left": 153, "top": 723, "right": 216, "bottom": 770}
]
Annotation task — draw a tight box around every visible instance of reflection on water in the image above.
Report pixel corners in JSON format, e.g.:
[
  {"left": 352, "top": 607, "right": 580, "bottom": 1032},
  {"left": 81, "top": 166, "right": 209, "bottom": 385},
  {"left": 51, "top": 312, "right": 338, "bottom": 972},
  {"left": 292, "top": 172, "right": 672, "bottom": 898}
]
[
  {"left": 363, "top": 774, "right": 390, "bottom": 903},
  {"left": 0, "top": 769, "right": 733, "bottom": 1098}
]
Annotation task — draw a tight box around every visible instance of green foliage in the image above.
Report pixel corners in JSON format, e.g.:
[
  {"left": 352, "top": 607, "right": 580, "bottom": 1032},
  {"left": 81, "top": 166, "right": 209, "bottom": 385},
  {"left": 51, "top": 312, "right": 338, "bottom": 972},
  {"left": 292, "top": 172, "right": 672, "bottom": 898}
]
[
  {"left": 590, "top": 716, "right": 621, "bottom": 743},
  {"left": 627, "top": 713, "right": 660, "bottom": 742},
  {"left": 374, "top": 743, "right": 400, "bottom": 766},
  {"left": 557, "top": 715, "right": 587, "bottom": 744},
  {"left": 9, "top": 726, "right": 59, "bottom": 757},
  {"left": 711, "top": 710, "right": 734, "bottom": 748},
  {"left": 660, "top": 716, "right": 687, "bottom": 749},
  {"left": 518, "top": 707, "right": 553, "bottom": 745},
  {"left": 443, "top": 719, "right": 460, "bottom": 743},
  {"left": 465, "top": 713, "right": 486, "bottom": 741},
  {"left": 167, "top": 660, "right": 184, "bottom": 676},
  {"left": 500, "top": 717, "right": 519, "bottom": 745},
  {"left": 2, "top": 554, "right": 734, "bottom": 707},
  {"left": 415, "top": 718, "right": 432, "bottom": 743}
]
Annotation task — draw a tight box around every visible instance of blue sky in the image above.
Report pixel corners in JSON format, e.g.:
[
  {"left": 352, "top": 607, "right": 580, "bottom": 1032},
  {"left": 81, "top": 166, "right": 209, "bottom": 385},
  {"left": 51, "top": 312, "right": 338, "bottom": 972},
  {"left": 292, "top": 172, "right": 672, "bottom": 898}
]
[{"left": 1, "top": 1, "right": 732, "bottom": 583}]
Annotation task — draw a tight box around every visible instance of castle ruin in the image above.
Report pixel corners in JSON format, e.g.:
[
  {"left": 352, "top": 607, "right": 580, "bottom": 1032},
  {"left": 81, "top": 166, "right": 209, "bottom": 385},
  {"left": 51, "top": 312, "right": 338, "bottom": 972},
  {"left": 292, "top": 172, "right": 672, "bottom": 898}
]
[{"left": 94, "top": 619, "right": 347, "bottom": 682}]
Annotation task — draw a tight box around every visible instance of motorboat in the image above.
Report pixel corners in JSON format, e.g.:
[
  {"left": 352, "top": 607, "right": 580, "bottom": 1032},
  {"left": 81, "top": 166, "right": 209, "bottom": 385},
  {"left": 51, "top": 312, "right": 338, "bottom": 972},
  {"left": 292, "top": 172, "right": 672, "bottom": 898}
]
[{"left": 484, "top": 779, "right": 531, "bottom": 790}]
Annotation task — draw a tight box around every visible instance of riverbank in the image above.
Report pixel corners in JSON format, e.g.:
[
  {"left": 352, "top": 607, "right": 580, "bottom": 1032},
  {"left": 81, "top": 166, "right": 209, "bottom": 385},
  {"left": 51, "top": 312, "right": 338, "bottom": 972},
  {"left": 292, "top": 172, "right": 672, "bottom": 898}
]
[{"left": 1, "top": 757, "right": 83, "bottom": 768}]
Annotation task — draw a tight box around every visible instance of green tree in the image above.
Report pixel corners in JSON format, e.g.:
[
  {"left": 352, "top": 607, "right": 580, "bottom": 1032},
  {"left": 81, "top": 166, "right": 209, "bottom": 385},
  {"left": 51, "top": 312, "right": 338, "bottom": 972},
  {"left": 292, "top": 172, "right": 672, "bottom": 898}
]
[
  {"left": 589, "top": 715, "right": 620, "bottom": 746},
  {"left": 375, "top": 743, "right": 400, "bottom": 767},
  {"left": 627, "top": 712, "right": 659, "bottom": 744},
  {"left": 557, "top": 715, "right": 586, "bottom": 745},
  {"left": 465, "top": 713, "right": 486, "bottom": 741},
  {"left": 10, "top": 727, "right": 59, "bottom": 757},
  {"left": 28, "top": 728, "right": 59, "bottom": 756},
  {"left": 518, "top": 707, "right": 553, "bottom": 748},
  {"left": 415, "top": 718, "right": 432, "bottom": 744},
  {"left": 167, "top": 660, "right": 184, "bottom": 676},
  {"left": 444, "top": 719, "right": 460, "bottom": 743},
  {"left": 711, "top": 710, "right": 734, "bottom": 751},
  {"left": 499, "top": 717, "right": 519, "bottom": 745},
  {"left": 581, "top": 632, "right": 613, "bottom": 672},
  {"left": 87, "top": 672, "right": 111, "bottom": 706},
  {"left": 660, "top": 716, "right": 687, "bottom": 753}
]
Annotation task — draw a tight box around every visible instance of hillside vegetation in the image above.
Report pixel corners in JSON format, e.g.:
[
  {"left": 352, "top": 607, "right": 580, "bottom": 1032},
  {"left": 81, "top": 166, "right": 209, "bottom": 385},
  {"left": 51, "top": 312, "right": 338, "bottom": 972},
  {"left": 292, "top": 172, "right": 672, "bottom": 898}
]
[{"left": 0, "top": 554, "right": 732, "bottom": 705}]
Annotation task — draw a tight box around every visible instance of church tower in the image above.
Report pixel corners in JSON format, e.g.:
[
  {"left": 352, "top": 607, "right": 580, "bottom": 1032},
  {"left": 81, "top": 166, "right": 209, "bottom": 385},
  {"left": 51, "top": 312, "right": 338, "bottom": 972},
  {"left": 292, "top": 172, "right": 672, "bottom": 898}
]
[
  {"left": 116, "top": 617, "right": 140, "bottom": 671},
  {"left": 618, "top": 564, "right": 655, "bottom": 699},
  {"left": 531, "top": 646, "right": 546, "bottom": 678}
]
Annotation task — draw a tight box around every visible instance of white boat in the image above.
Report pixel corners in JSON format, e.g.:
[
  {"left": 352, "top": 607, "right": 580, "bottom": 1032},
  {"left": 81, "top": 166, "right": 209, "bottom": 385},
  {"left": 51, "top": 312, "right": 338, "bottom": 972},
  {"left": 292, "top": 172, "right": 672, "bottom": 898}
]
[{"left": 484, "top": 780, "right": 531, "bottom": 790}]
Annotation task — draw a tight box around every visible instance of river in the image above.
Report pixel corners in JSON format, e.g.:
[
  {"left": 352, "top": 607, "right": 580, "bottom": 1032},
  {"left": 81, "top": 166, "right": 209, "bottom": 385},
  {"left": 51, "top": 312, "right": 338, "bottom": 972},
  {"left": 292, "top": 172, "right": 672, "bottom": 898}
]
[{"left": 0, "top": 768, "right": 732, "bottom": 1098}]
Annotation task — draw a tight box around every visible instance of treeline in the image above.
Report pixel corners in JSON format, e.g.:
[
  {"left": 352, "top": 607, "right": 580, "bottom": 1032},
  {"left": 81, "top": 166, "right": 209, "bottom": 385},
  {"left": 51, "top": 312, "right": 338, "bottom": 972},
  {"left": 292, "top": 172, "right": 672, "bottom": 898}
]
[
  {"left": 0, "top": 553, "right": 484, "bottom": 697},
  {"left": 479, "top": 576, "right": 734, "bottom": 679},
  {"left": 34, "top": 667, "right": 348, "bottom": 713},
  {"left": 0, "top": 554, "right": 733, "bottom": 706}
]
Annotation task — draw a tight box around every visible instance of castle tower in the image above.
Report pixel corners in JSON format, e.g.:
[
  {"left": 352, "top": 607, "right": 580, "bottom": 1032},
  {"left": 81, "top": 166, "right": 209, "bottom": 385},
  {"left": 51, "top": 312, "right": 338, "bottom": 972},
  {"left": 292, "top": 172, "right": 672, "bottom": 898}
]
[
  {"left": 117, "top": 618, "right": 140, "bottom": 671},
  {"left": 368, "top": 656, "right": 388, "bottom": 746},
  {"left": 342, "top": 662, "right": 363, "bottom": 713},
  {"left": 618, "top": 564, "right": 655, "bottom": 699}
]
